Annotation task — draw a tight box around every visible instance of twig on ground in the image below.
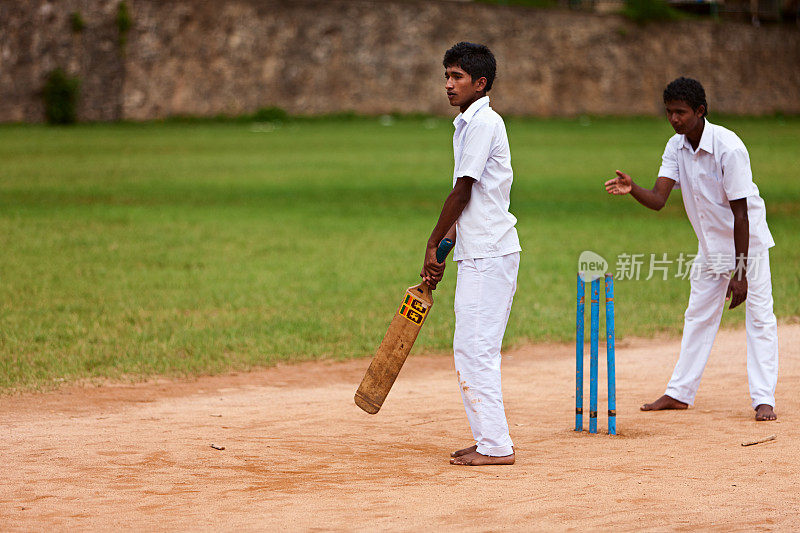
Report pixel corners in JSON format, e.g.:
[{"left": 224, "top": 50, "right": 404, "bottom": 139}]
[{"left": 741, "top": 434, "right": 776, "bottom": 447}]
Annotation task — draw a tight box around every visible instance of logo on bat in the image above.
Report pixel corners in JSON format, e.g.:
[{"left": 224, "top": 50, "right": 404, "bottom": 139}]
[{"left": 398, "top": 294, "right": 429, "bottom": 325}]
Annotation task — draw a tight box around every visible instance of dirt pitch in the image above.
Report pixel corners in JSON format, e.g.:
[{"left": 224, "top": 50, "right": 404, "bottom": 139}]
[{"left": 2, "top": 325, "right": 799, "bottom": 531}]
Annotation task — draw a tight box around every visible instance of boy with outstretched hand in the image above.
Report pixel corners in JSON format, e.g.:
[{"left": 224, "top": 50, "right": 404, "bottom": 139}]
[{"left": 605, "top": 77, "right": 778, "bottom": 421}]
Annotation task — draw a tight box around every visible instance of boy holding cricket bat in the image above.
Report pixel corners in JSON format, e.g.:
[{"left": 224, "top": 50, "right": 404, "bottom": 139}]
[{"left": 422, "top": 42, "right": 521, "bottom": 466}]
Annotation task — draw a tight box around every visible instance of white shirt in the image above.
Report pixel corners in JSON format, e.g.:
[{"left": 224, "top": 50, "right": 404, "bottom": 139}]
[
  {"left": 451, "top": 96, "right": 521, "bottom": 261},
  {"left": 658, "top": 120, "right": 774, "bottom": 270}
]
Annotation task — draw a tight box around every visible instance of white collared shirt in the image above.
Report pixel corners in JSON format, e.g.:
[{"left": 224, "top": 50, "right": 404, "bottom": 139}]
[
  {"left": 451, "top": 96, "right": 521, "bottom": 261},
  {"left": 658, "top": 120, "right": 774, "bottom": 269}
]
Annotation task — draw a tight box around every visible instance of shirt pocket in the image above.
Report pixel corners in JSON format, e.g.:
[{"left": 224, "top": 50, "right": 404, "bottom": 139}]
[{"left": 695, "top": 170, "right": 727, "bottom": 206}]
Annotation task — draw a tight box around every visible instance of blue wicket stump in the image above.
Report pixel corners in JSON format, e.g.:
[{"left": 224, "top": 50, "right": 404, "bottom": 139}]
[
  {"left": 575, "top": 272, "right": 616, "bottom": 435},
  {"left": 574, "top": 276, "right": 584, "bottom": 431},
  {"left": 605, "top": 273, "right": 617, "bottom": 435}
]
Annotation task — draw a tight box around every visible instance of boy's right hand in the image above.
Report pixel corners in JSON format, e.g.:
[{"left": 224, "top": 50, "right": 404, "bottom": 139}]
[
  {"left": 605, "top": 170, "right": 632, "bottom": 195},
  {"left": 421, "top": 244, "right": 445, "bottom": 289}
]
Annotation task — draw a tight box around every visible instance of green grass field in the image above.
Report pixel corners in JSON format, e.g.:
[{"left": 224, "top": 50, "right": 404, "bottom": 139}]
[{"left": 1, "top": 116, "right": 798, "bottom": 390}]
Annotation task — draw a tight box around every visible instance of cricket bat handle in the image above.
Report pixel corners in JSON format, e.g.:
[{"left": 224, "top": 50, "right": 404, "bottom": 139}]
[
  {"left": 436, "top": 238, "right": 455, "bottom": 264},
  {"left": 420, "top": 237, "right": 455, "bottom": 294}
]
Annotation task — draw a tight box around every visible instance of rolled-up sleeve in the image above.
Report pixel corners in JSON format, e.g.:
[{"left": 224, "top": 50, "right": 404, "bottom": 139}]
[
  {"left": 658, "top": 140, "right": 680, "bottom": 188},
  {"left": 721, "top": 147, "right": 756, "bottom": 201},
  {"left": 455, "top": 120, "right": 494, "bottom": 183}
]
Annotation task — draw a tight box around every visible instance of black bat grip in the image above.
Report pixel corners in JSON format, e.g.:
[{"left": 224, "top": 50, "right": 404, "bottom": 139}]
[{"left": 436, "top": 238, "right": 455, "bottom": 264}]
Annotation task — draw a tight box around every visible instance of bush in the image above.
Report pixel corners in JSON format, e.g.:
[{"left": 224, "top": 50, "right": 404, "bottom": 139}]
[
  {"left": 475, "top": 0, "right": 558, "bottom": 6},
  {"left": 252, "top": 106, "right": 289, "bottom": 122},
  {"left": 623, "top": 0, "right": 681, "bottom": 22},
  {"left": 70, "top": 11, "right": 85, "bottom": 33},
  {"left": 42, "top": 69, "right": 80, "bottom": 124},
  {"left": 116, "top": 1, "right": 132, "bottom": 47}
]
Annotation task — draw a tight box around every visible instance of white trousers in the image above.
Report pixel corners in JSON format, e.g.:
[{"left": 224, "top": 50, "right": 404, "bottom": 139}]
[
  {"left": 665, "top": 250, "right": 779, "bottom": 408},
  {"left": 453, "top": 252, "right": 519, "bottom": 457}
]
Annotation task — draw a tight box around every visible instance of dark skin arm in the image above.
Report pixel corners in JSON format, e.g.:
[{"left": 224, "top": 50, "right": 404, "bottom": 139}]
[
  {"left": 604, "top": 170, "right": 674, "bottom": 211},
  {"left": 421, "top": 176, "right": 474, "bottom": 288},
  {"left": 727, "top": 197, "right": 748, "bottom": 309},
  {"left": 607, "top": 171, "right": 749, "bottom": 309},
  {"left": 443, "top": 223, "right": 457, "bottom": 243}
]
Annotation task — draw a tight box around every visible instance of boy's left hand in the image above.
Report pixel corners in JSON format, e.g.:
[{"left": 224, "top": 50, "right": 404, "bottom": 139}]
[
  {"left": 421, "top": 245, "right": 446, "bottom": 289},
  {"left": 726, "top": 277, "right": 748, "bottom": 309}
]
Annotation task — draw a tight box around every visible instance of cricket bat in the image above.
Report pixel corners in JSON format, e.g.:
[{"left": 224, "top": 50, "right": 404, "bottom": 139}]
[{"left": 354, "top": 238, "right": 455, "bottom": 414}]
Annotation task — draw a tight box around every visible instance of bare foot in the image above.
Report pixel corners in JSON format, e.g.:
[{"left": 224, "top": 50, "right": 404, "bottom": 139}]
[
  {"left": 450, "top": 450, "right": 515, "bottom": 466},
  {"left": 755, "top": 404, "right": 777, "bottom": 421},
  {"left": 640, "top": 394, "right": 688, "bottom": 411},
  {"left": 451, "top": 445, "right": 477, "bottom": 458}
]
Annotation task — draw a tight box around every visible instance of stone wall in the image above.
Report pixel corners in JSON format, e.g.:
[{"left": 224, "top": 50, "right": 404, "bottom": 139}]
[
  {"left": 1, "top": 1, "right": 126, "bottom": 121},
  {"left": 2, "top": 0, "right": 799, "bottom": 122}
]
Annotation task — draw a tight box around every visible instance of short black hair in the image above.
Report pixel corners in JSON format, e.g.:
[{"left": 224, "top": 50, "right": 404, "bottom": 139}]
[
  {"left": 663, "top": 77, "right": 708, "bottom": 117},
  {"left": 443, "top": 42, "right": 496, "bottom": 92}
]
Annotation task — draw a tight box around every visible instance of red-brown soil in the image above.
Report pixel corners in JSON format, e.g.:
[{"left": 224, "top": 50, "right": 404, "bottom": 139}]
[{"left": 2, "top": 326, "right": 798, "bottom": 530}]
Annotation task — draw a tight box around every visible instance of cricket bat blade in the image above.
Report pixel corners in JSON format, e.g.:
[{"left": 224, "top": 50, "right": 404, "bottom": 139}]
[
  {"left": 354, "top": 282, "right": 433, "bottom": 414},
  {"left": 354, "top": 238, "right": 454, "bottom": 414}
]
